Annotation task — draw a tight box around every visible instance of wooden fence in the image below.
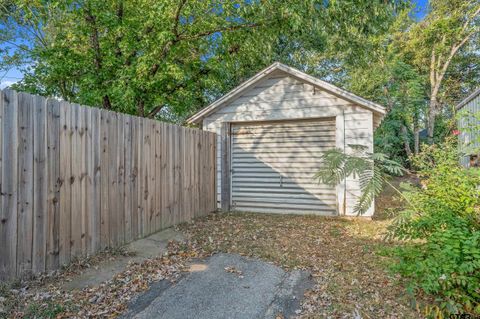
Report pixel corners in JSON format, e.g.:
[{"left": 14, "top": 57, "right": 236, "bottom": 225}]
[{"left": 0, "top": 90, "right": 216, "bottom": 280}]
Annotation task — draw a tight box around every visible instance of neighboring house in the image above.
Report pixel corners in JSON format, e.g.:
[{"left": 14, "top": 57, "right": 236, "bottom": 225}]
[
  {"left": 457, "top": 88, "right": 480, "bottom": 168},
  {"left": 188, "top": 63, "right": 386, "bottom": 216}
]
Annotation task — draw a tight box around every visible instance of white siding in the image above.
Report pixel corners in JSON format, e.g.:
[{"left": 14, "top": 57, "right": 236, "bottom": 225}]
[
  {"left": 203, "top": 70, "right": 375, "bottom": 216},
  {"left": 458, "top": 92, "right": 480, "bottom": 167},
  {"left": 345, "top": 111, "right": 374, "bottom": 216}
]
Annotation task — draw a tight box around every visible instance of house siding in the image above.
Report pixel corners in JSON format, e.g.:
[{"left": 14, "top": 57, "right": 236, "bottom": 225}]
[
  {"left": 203, "top": 70, "right": 375, "bottom": 216},
  {"left": 458, "top": 90, "right": 480, "bottom": 167}
]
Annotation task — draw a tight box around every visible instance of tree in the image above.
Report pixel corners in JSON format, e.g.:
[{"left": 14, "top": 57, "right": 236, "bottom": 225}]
[
  {"left": 0, "top": 0, "right": 409, "bottom": 121},
  {"left": 348, "top": 56, "right": 426, "bottom": 162},
  {"left": 401, "top": 0, "right": 480, "bottom": 144}
]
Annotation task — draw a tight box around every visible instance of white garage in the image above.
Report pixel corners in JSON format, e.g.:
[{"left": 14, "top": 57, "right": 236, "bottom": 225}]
[{"left": 188, "top": 63, "right": 386, "bottom": 217}]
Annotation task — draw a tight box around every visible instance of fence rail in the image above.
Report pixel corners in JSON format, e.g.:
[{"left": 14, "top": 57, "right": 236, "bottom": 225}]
[{"left": 0, "top": 90, "right": 216, "bottom": 280}]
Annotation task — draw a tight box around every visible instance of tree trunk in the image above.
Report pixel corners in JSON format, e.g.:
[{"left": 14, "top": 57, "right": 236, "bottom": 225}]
[
  {"left": 137, "top": 99, "right": 145, "bottom": 117},
  {"left": 414, "top": 125, "right": 420, "bottom": 155},
  {"left": 85, "top": 8, "right": 112, "bottom": 110},
  {"left": 401, "top": 124, "right": 413, "bottom": 157},
  {"left": 413, "top": 113, "right": 420, "bottom": 154},
  {"left": 103, "top": 95, "right": 112, "bottom": 109},
  {"left": 427, "top": 97, "right": 438, "bottom": 144}
]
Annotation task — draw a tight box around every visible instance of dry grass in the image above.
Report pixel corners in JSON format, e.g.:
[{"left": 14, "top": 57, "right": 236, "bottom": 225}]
[
  {"left": 1, "top": 176, "right": 427, "bottom": 318},
  {"left": 179, "top": 212, "right": 423, "bottom": 318}
]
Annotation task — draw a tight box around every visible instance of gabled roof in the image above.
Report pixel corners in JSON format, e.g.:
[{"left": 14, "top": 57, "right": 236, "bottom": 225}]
[
  {"left": 456, "top": 87, "right": 480, "bottom": 110},
  {"left": 187, "top": 62, "right": 386, "bottom": 124}
]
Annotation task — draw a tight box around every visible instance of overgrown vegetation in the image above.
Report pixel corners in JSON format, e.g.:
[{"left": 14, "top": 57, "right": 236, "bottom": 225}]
[
  {"left": 317, "top": 136, "right": 480, "bottom": 314},
  {"left": 388, "top": 138, "right": 480, "bottom": 314}
]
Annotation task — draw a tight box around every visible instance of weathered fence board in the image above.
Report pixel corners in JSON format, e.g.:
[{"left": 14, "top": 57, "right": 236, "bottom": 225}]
[
  {"left": 1, "top": 90, "right": 19, "bottom": 279},
  {"left": 0, "top": 90, "right": 216, "bottom": 280},
  {"left": 46, "top": 99, "right": 60, "bottom": 271},
  {"left": 17, "top": 92, "right": 34, "bottom": 278},
  {"left": 100, "top": 110, "right": 109, "bottom": 250},
  {"left": 32, "top": 94, "right": 47, "bottom": 274}
]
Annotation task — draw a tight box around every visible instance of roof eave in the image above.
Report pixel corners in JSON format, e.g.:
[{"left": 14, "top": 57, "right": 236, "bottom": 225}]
[
  {"left": 187, "top": 62, "right": 282, "bottom": 124},
  {"left": 274, "top": 63, "right": 386, "bottom": 115},
  {"left": 456, "top": 87, "right": 480, "bottom": 111},
  {"left": 187, "top": 62, "right": 386, "bottom": 124}
]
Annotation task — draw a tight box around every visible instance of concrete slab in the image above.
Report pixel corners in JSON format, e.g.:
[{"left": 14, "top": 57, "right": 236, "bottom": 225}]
[
  {"left": 62, "top": 228, "right": 184, "bottom": 291},
  {"left": 123, "top": 253, "right": 312, "bottom": 319}
]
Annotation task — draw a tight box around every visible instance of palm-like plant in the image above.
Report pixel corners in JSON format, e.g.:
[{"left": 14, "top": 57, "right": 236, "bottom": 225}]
[{"left": 314, "top": 145, "right": 406, "bottom": 215}]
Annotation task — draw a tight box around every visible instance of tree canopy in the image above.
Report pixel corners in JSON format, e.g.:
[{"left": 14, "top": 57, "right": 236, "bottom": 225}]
[
  {"left": 1, "top": 0, "right": 479, "bottom": 161},
  {"left": 1, "top": 0, "right": 405, "bottom": 118}
]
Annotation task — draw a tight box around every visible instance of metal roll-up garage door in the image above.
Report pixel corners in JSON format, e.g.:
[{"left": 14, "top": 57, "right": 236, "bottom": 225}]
[{"left": 231, "top": 118, "right": 337, "bottom": 215}]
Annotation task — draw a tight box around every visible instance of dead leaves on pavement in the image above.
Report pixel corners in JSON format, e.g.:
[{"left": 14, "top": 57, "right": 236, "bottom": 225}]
[
  {"left": 2, "top": 213, "right": 424, "bottom": 318},
  {"left": 180, "top": 213, "right": 422, "bottom": 319}
]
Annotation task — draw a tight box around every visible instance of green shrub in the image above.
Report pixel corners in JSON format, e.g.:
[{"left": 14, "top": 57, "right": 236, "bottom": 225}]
[{"left": 389, "top": 139, "right": 480, "bottom": 314}]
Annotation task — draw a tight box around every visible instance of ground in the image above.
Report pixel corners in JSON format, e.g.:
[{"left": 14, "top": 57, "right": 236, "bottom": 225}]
[
  {"left": 1, "top": 179, "right": 426, "bottom": 318},
  {"left": 179, "top": 212, "right": 421, "bottom": 318},
  {"left": 123, "top": 253, "right": 312, "bottom": 319}
]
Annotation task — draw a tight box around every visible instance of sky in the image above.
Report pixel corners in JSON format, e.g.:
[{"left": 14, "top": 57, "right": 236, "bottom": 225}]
[
  {"left": 413, "top": 0, "right": 429, "bottom": 19},
  {"left": 0, "top": 0, "right": 430, "bottom": 89}
]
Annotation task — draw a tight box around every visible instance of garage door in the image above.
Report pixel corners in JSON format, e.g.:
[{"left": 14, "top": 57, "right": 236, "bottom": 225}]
[{"left": 231, "top": 118, "right": 337, "bottom": 215}]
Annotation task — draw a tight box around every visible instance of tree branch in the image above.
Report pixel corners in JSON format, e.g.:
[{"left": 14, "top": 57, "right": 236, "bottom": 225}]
[
  {"left": 436, "top": 30, "right": 475, "bottom": 93},
  {"left": 430, "top": 49, "right": 436, "bottom": 90},
  {"left": 178, "top": 22, "right": 262, "bottom": 41},
  {"left": 173, "top": 0, "right": 188, "bottom": 38},
  {"left": 147, "top": 105, "right": 165, "bottom": 118},
  {"left": 114, "top": 0, "right": 124, "bottom": 58},
  {"left": 147, "top": 66, "right": 211, "bottom": 118},
  {"left": 148, "top": 0, "right": 188, "bottom": 77},
  {"left": 85, "top": 7, "right": 112, "bottom": 109}
]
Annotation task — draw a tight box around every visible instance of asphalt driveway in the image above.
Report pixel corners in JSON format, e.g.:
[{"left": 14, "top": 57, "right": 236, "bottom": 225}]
[{"left": 122, "top": 253, "right": 312, "bottom": 319}]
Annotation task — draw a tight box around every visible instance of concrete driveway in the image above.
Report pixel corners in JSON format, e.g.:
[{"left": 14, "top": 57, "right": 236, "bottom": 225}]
[{"left": 122, "top": 253, "right": 312, "bottom": 319}]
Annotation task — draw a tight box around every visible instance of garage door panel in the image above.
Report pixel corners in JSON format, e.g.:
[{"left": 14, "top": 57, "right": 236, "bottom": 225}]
[
  {"left": 231, "top": 119, "right": 337, "bottom": 215},
  {"left": 233, "top": 125, "right": 336, "bottom": 133},
  {"left": 232, "top": 181, "right": 334, "bottom": 188},
  {"left": 234, "top": 202, "right": 336, "bottom": 212},
  {"left": 234, "top": 137, "right": 335, "bottom": 146},
  {"left": 232, "top": 206, "right": 337, "bottom": 215},
  {"left": 232, "top": 121, "right": 334, "bottom": 131},
  {"left": 232, "top": 168, "right": 326, "bottom": 175},
  {"left": 234, "top": 199, "right": 335, "bottom": 209},
  {"left": 232, "top": 162, "right": 330, "bottom": 174},
  {"left": 232, "top": 172, "right": 325, "bottom": 179},
  {"left": 232, "top": 153, "right": 327, "bottom": 160},
  {"left": 233, "top": 144, "right": 334, "bottom": 151},
  {"left": 232, "top": 191, "right": 336, "bottom": 203},
  {"left": 232, "top": 158, "right": 327, "bottom": 164},
  {"left": 233, "top": 131, "right": 336, "bottom": 140}
]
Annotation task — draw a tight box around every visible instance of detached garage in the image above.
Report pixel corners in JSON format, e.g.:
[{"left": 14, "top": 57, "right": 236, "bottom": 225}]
[{"left": 188, "top": 63, "right": 386, "bottom": 217}]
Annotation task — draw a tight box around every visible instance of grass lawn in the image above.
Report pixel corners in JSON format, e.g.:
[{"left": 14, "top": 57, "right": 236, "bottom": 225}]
[{"left": 179, "top": 212, "right": 424, "bottom": 318}]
